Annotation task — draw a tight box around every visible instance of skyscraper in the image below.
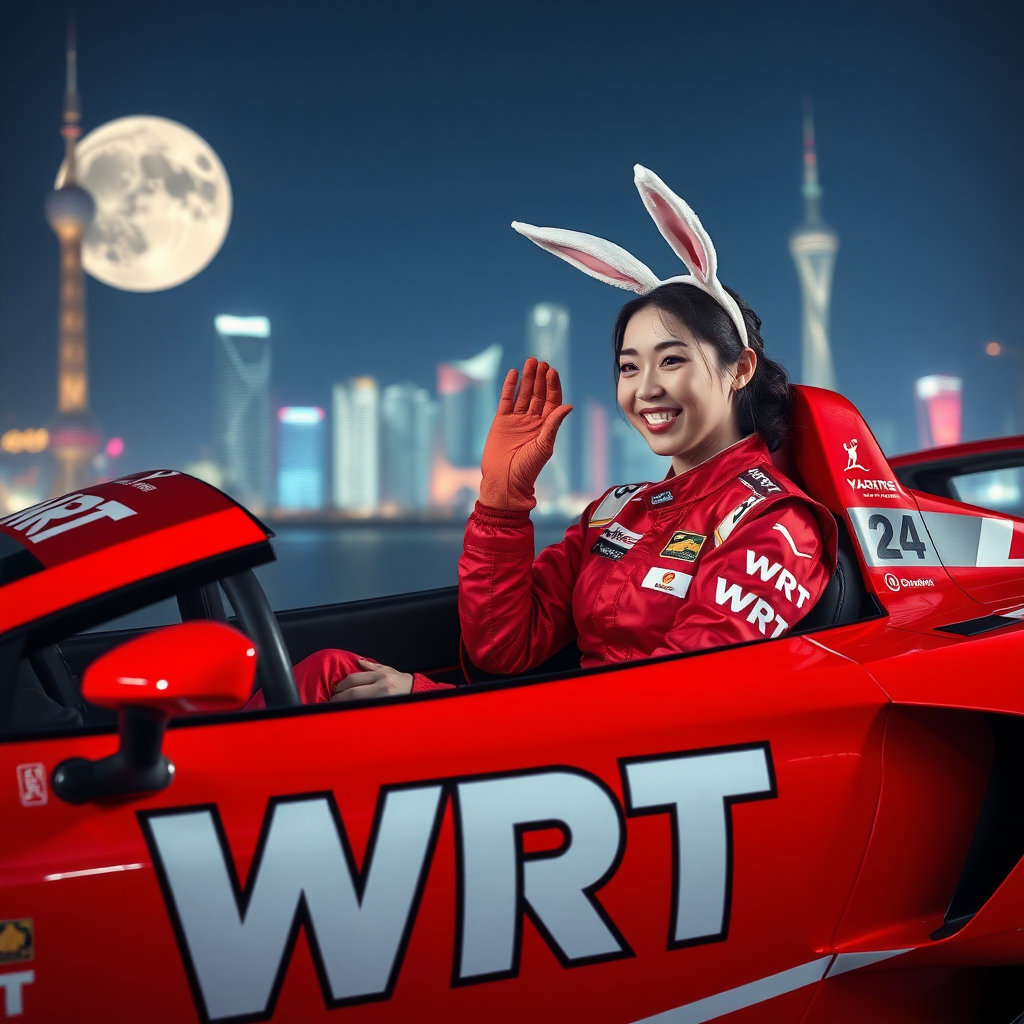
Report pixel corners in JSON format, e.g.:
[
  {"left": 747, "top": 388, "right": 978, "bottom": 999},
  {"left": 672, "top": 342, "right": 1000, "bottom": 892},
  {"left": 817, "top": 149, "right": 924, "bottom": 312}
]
[
  {"left": 333, "top": 377, "right": 379, "bottom": 514},
  {"left": 526, "top": 304, "right": 571, "bottom": 506},
  {"left": 915, "top": 376, "right": 962, "bottom": 448},
  {"left": 45, "top": 26, "right": 100, "bottom": 496},
  {"left": 381, "top": 383, "right": 437, "bottom": 514},
  {"left": 789, "top": 105, "right": 839, "bottom": 391},
  {"left": 582, "top": 401, "right": 609, "bottom": 498},
  {"left": 437, "top": 344, "right": 503, "bottom": 467},
  {"left": 213, "top": 315, "right": 272, "bottom": 513},
  {"left": 277, "top": 407, "right": 326, "bottom": 510}
]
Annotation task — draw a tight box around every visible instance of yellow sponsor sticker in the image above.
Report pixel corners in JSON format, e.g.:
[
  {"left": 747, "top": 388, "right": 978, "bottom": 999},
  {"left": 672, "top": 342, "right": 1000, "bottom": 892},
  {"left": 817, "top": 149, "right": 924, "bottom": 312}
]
[
  {"left": 660, "top": 531, "right": 706, "bottom": 563},
  {"left": 0, "top": 919, "right": 33, "bottom": 964}
]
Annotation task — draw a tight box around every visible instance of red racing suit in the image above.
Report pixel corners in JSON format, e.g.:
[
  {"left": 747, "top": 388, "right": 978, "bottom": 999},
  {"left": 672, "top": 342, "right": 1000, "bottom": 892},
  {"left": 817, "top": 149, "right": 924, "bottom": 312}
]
[{"left": 458, "top": 433, "right": 837, "bottom": 675}]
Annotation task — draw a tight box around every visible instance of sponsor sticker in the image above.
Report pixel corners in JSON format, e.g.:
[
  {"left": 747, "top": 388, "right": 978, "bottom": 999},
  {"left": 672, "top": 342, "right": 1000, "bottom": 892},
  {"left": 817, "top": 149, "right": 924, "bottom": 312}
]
[
  {"left": 739, "top": 467, "right": 782, "bottom": 498},
  {"left": 650, "top": 490, "right": 674, "bottom": 506},
  {"left": 660, "top": 531, "right": 706, "bottom": 563},
  {"left": 592, "top": 521, "right": 644, "bottom": 561},
  {"left": 714, "top": 493, "right": 764, "bottom": 546},
  {"left": 846, "top": 508, "right": 941, "bottom": 567},
  {"left": 16, "top": 764, "right": 47, "bottom": 807},
  {"left": 641, "top": 566, "right": 692, "bottom": 599},
  {"left": 0, "top": 494, "right": 136, "bottom": 545},
  {"left": 589, "top": 484, "right": 647, "bottom": 527},
  {"left": 592, "top": 539, "right": 627, "bottom": 561},
  {"left": 601, "top": 522, "right": 643, "bottom": 549},
  {"left": 884, "top": 574, "right": 935, "bottom": 592},
  {"left": 847, "top": 477, "right": 899, "bottom": 499},
  {"left": 842, "top": 439, "right": 869, "bottom": 473},
  {"left": 0, "top": 920, "right": 33, "bottom": 965}
]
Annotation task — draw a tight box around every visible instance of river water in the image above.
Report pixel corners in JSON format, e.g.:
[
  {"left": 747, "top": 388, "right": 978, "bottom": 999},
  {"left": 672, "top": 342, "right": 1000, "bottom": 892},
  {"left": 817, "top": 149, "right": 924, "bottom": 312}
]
[{"left": 98, "top": 520, "right": 575, "bottom": 630}]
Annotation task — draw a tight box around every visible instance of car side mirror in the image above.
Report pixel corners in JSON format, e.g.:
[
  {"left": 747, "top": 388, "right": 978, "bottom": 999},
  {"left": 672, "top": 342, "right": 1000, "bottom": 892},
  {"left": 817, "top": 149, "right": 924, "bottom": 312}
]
[{"left": 53, "top": 621, "right": 256, "bottom": 804}]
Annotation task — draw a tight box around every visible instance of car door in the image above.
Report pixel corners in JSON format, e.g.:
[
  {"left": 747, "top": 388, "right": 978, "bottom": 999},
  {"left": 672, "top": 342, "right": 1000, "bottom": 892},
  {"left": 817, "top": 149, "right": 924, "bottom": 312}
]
[{"left": 0, "top": 632, "right": 886, "bottom": 1024}]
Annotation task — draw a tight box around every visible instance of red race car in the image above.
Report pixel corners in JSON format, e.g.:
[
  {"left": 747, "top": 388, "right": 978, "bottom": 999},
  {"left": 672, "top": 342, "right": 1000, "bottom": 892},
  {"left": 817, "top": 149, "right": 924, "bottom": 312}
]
[{"left": 1, "top": 387, "right": 1023, "bottom": 1024}]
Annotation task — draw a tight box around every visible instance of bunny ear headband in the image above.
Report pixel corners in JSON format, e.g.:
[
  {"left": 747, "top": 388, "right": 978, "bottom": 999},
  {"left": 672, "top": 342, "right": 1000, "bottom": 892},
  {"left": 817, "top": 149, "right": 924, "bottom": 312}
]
[{"left": 512, "top": 164, "right": 749, "bottom": 349}]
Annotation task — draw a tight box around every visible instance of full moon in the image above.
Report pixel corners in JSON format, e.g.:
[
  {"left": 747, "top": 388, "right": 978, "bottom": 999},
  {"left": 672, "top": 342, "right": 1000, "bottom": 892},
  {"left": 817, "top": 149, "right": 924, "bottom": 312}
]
[{"left": 56, "top": 115, "right": 232, "bottom": 292}]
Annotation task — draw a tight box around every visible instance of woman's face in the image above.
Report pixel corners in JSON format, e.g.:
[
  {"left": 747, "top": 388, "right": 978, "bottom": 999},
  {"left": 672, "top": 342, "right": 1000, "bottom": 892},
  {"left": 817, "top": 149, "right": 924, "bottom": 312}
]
[{"left": 616, "top": 305, "right": 754, "bottom": 474}]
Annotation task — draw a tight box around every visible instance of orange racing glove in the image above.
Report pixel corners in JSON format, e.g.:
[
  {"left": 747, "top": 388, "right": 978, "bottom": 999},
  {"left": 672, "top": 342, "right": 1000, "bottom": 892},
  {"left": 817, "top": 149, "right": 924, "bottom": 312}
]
[{"left": 479, "top": 357, "right": 573, "bottom": 512}]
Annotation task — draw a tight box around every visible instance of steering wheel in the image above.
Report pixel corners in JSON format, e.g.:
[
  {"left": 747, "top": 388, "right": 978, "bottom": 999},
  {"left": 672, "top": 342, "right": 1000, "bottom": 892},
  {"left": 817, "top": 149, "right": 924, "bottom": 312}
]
[{"left": 218, "top": 571, "right": 301, "bottom": 708}]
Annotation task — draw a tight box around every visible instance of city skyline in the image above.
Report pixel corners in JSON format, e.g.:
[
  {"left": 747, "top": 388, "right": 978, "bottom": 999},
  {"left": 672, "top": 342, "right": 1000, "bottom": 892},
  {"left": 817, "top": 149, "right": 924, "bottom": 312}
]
[{"left": 0, "top": 2, "right": 1022, "bottom": 496}]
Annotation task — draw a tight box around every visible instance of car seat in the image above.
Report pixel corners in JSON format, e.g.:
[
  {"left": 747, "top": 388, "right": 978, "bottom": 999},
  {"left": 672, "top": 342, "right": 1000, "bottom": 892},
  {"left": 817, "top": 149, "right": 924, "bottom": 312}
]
[{"left": 772, "top": 386, "right": 875, "bottom": 630}]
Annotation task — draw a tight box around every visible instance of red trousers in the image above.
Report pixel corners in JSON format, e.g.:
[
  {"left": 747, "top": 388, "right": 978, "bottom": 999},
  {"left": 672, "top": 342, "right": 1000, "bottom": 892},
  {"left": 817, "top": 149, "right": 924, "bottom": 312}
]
[{"left": 244, "top": 649, "right": 452, "bottom": 710}]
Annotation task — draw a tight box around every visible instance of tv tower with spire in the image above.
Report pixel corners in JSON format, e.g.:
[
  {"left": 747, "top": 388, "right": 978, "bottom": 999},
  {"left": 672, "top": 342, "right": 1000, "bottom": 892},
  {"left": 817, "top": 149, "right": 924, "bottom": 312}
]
[
  {"left": 789, "top": 103, "right": 839, "bottom": 391},
  {"left": 44, "top": 24, "right": 100, "bottom": 496}
]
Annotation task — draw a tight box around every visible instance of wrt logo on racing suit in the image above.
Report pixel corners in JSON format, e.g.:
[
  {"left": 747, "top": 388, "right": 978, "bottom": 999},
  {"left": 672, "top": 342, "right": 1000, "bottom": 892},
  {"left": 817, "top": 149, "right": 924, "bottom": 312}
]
[{"left": 139, "top": 745, "right": 775, "bottom": 1023}]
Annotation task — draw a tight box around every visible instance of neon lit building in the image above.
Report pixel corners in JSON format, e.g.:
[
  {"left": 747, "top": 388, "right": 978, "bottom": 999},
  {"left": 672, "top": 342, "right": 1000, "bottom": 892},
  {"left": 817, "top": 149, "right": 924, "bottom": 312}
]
[
  {"left": 527, "top": 304, "right": 571, "bottom": 505},
  {"left": 277, "top": 407, "right": 326, "bottom": 510},
  {"left": 789, "top": 105, "right": 839, "bottom": 391},
  {"left": 381, "top": 383, "right": 437, "bottom": 514},
  {"left": 333, "top": 377, "right": 379, "bottom": 514},
  {"left": 437, "top": 344, "right": 503, "bottom": 468},
  {"left": 915, "top": 375, "right": 962, "bottom": 448},
  {"left": 583, "top": 401, "right": 609, "bottom": 497},
  {"left": 214, "top": 315, "right": 272, "bottom": 513}
]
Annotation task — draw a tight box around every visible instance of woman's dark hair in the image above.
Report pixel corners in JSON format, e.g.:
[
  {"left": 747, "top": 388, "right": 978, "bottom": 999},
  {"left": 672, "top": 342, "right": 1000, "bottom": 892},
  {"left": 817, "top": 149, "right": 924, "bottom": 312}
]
[{"left": 611, "top": 283, "right": 790, "bottom": 451}]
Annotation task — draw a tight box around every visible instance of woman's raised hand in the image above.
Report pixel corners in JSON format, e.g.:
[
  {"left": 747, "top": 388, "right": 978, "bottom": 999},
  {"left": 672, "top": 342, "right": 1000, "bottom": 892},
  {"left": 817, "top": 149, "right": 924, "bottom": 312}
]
[{"left": 479, "top": 357, "right": 572, "bottom": 512}]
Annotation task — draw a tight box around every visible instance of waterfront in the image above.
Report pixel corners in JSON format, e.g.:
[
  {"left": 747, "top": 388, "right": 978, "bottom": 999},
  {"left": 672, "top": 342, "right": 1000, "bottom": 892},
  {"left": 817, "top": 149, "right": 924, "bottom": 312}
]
[{"left": 99, "top": 519, "right": 576, "bottom": 630}]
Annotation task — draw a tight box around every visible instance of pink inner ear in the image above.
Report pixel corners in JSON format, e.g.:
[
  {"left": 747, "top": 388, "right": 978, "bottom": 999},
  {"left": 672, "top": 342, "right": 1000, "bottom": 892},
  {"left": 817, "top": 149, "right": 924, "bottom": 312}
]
[
  {"left": 551, "top": 244, "right": 641, "bottom": 287},
  {"left": 650, "top": 194, "right": 707, "bottom": 278}
]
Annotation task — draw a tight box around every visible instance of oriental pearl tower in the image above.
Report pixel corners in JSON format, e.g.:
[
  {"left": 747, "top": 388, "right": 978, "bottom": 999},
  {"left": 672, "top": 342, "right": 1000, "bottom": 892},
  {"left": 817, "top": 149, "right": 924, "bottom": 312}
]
[
  {"left": 44, "top": 26, "right": 100, "bottom": 496},
  {"left": 789, "top": 104, "right": 839, "bottom": 391}
]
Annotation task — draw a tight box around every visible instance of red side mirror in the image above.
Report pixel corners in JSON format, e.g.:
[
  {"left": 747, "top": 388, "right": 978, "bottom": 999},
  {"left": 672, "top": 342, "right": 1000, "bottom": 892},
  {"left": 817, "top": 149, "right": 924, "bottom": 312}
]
[
  {"left": 82, "top": 620, "right": 257, "bottom": 715},
  {"left": 54, "top": 621, "right": 258, "bottom": 804}
]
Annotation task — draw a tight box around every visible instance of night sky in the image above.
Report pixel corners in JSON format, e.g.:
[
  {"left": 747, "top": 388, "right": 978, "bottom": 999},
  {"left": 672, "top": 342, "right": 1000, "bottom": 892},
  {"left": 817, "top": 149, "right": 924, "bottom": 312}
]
[{"left": 1, "top": 0, "right": 1022, "bottom": 473}]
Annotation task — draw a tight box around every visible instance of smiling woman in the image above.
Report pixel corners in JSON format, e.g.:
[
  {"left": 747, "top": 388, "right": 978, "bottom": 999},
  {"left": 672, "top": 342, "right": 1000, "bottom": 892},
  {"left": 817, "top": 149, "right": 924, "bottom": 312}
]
[
  {"left": 613, "top": 283, "right": 792, "bottom": 463},
  {"left": 249, "top": 166, "right": 838, "bottom": 706}
]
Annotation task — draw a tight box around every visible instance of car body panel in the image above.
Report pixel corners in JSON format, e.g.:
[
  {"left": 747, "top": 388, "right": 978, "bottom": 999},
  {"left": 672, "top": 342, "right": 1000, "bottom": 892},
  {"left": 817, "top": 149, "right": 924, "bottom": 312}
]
[{"left": 2, "top": 388, "right": 1024, "bottom": 1022}]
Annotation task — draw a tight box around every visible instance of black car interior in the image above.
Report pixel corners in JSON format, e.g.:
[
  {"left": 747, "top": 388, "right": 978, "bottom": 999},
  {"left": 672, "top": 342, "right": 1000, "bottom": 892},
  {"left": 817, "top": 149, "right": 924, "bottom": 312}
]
[{"left": 1, "top": 503, "right": 877, "bottom": 738}]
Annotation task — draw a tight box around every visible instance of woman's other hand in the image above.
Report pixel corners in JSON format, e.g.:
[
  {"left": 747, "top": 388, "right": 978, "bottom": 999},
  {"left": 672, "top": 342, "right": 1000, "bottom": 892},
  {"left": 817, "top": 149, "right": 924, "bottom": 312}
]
[
  {"left": 479, "top": 357, "right": 573, "bottom": 511},
  {"left": 329, "top": 658, "right": 414, "bottom": 701}
]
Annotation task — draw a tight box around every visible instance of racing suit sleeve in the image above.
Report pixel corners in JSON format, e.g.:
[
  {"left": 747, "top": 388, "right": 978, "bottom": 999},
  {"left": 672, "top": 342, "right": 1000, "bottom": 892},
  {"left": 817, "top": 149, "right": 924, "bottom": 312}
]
[
  {"left": 647, "top": 498, "right": 835, "bottom": 659},
  {"left": 458, "top": 501, "right": 587, "bottom": 675}
]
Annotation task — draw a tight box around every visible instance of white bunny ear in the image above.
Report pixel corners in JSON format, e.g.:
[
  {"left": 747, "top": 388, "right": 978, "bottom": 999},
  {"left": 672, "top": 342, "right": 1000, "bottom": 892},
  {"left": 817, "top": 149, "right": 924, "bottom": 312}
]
[
  {"left": 633, "top": 165, "right": 749, "bottom": 348},
  {"left": 633, "top": 164, "right": 717, "bottom": 285},
  {"left": 511, "top": 222, "right": 660, "bottom": 295}
]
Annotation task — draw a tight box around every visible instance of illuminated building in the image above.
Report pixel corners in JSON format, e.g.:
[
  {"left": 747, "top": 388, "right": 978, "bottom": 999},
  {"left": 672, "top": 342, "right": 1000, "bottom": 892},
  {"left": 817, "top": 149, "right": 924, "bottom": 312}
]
[
  {"left": 333, "top": 377, "right": 379, "bottom": 514},
  {"left": 277, "top": 407, "right": 326, "bottom": 510},
  {"left": 1, "top": 429, "right": 50, "bottom": 455},
  {"left": 789, "top": 106, "right": 839, "bottom": 391},
  {"left": 437, "top": 344, "right": 503, "bottom": 468},
  {"left": 527, "top": 304, "right": 571, "bottom": 505},
  {"left": 582, "top": 401, "right": 609, "bottom": 497},
  {"left": 381, "top": 383, "right": 437, "bottom": 513},
  {"left": 915, "top": 375, "right": 962, "bottom": 448},
  {"left": 45, "top": 27, "right": 100, "bottom": 496},
  {"left": 213, "top": 315, "right": 272, "bottom": 513}
]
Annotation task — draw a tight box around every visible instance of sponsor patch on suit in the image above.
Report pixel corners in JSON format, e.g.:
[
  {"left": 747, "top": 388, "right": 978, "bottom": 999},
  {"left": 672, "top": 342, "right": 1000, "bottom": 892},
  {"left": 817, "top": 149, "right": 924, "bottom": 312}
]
[
  {"left": 739, "top": 467, "right": 782, "bottom": 498},
  {"left": 714, "top": 493, "right": 764, "bottom": 546},
  {"left": 640, "top": 566, "right": 692, "bottom": 599},
  {"left": 589, "top": 484, "right": 647, "bottom": 527},
  {"left": 660, "top": 531, "right": 706, "bottom": 562},
  {"left": 592, "top": 538, "right": 627, "bottom": 561},
  {"left": 592, "top": 521, "right": 644, "bottom": 561}
]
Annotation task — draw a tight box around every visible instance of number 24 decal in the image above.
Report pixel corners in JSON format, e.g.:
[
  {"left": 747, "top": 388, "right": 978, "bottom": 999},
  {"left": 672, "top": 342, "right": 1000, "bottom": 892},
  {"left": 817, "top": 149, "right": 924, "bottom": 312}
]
[{"left": 868, "top": 513, "right": 928, "bottom": 560}]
